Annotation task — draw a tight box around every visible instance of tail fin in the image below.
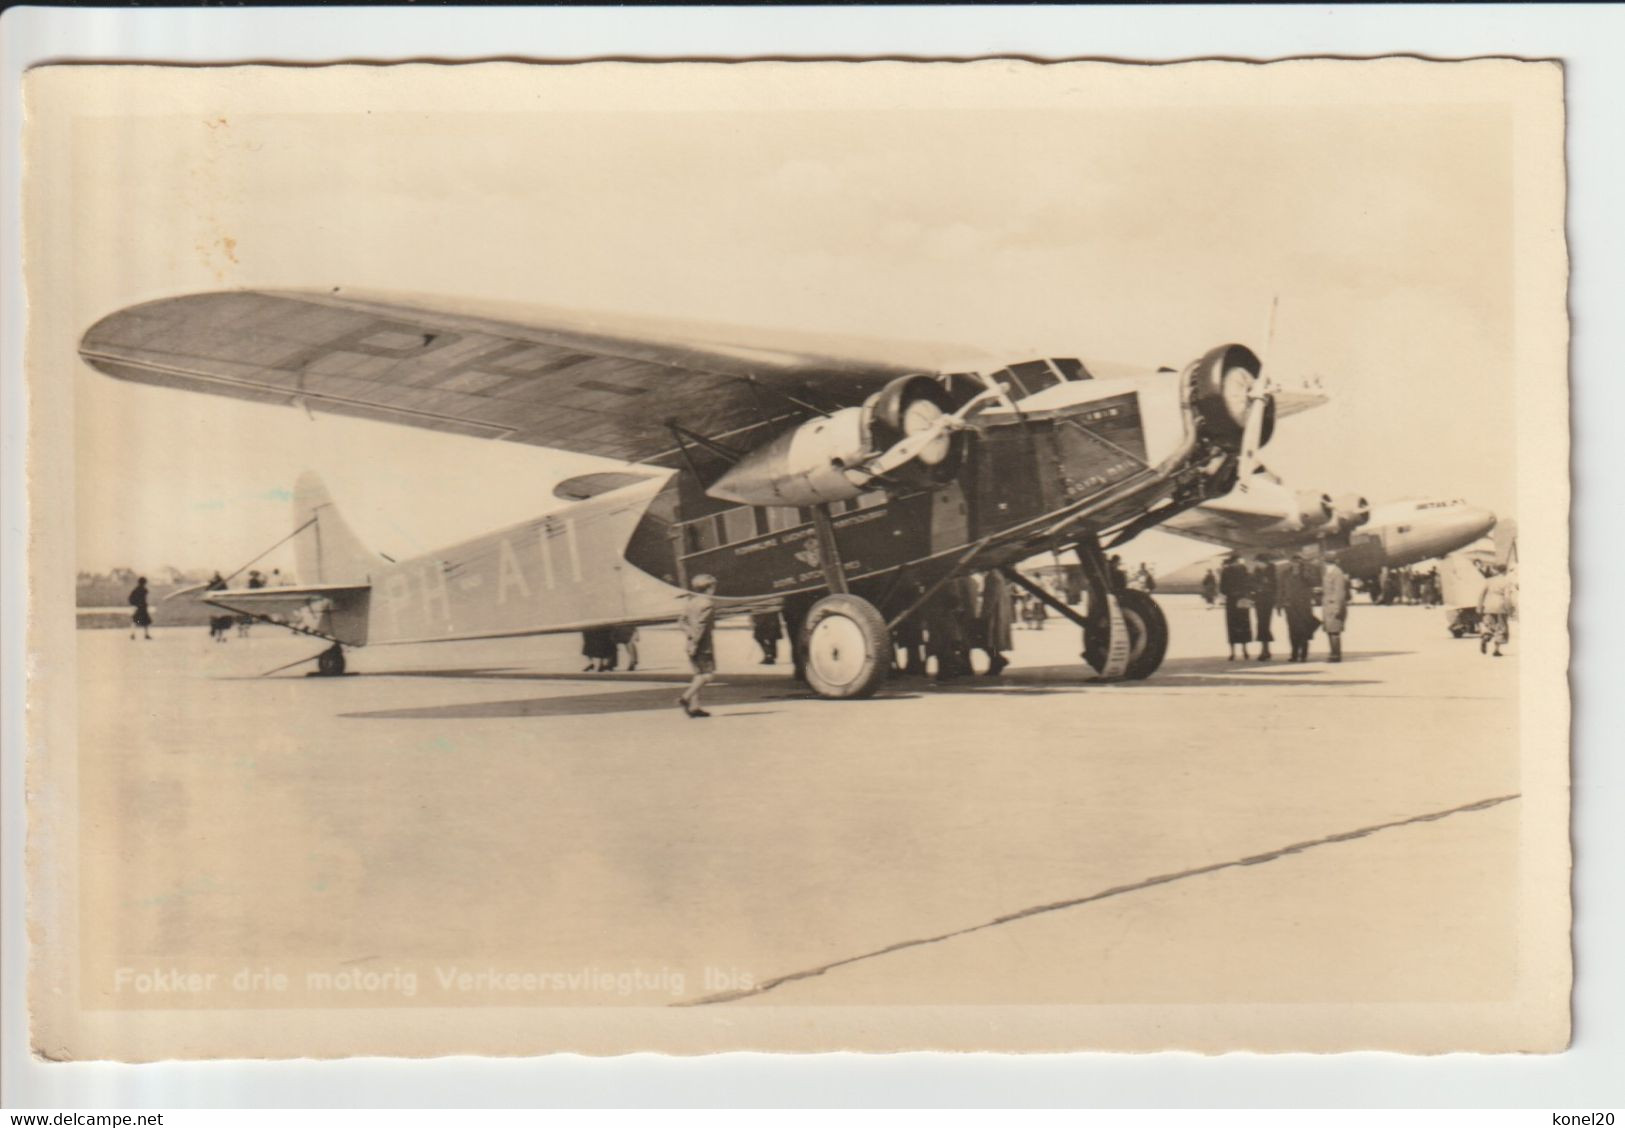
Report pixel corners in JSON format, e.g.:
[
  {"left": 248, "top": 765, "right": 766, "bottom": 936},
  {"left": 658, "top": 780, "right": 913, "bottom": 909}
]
[{"left": 293, "top": 471, "right": 384, "bottom": 584}]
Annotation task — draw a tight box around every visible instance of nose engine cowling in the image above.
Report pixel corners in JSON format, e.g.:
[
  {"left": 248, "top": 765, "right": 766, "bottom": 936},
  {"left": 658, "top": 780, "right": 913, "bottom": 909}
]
[{"left": 1186, "top": 343, "right": 1272, "bottom": 450}]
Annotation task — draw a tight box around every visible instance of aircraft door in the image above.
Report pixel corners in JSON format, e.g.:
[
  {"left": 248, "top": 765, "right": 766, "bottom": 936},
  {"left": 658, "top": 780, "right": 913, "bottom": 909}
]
[{"left": 929, "top": 481, "right": 969, "bottom": 557}]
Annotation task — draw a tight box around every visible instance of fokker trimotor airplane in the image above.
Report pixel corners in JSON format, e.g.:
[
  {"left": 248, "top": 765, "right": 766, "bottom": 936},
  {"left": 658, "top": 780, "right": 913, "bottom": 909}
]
[
  {"left": 1151, "top": 471, "right": 1497, "bottom": 592},
  {"left": 79, "top": 289, "right": 1326, "bottom": 697}
]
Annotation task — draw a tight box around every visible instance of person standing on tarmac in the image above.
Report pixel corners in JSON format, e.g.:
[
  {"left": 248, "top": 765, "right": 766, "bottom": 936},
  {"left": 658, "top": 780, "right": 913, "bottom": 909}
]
[
  {"left": 1107, "top": 555, "right": 1130, "bottom": 593},
  {"left": 1250, "top": 554, "right": 1279, "bottom": 661},
  {"left": 1478, "top": 563, "right": 1513, "bottom": 657},
  {"left": 751, "top": 610, "right": 783, "bottom": 665},
  {"left": 1279, "top": 553, "right": 1320, "bottom": 662},
  {"left": 976, "top": 570, "right": 1013, "bottom": 676},
  {"left": 677, "top": 574, "right": 719, "bottom": 718},
  {"left": 128, "top": 576, "right": 153, "bottom": 641},
  {"left": 1321, "top": 557, "right": 1351, "bottom": 663},
  {"left": 612, "top": 624, "right": 640, "bottom": 672},
  {"left": 1219, "top": 554, "right": 1253, "bottom": 661}
]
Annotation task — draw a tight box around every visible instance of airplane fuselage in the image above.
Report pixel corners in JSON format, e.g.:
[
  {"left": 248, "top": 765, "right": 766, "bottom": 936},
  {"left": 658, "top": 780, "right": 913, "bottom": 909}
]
[
  {"left": 1155, "top": 497, "right": 1497, "bottom": 594},
  {"left": 346, "top": 362, "right": 1236, "bottom": 646}
]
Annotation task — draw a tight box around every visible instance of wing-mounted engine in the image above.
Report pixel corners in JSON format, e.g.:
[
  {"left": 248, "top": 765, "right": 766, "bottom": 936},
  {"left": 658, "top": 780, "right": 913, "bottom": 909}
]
[
  {"left": 1291, "top": 489, "right": 1335, "bottom": 531},
  {"left": 707, "top": 374, "right": 988, "bottom": 508},
  {"left": 1203, "top": 474, "right": 1333, "bottom": 534},
  {"left": 1327, "top": 493, "right": 1371, "bottom": 535}
]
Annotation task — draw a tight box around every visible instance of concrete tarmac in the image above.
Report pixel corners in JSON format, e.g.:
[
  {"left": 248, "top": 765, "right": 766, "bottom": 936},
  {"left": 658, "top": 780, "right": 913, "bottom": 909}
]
[{"left": 75, "top": 597, "right": 1519, "bottom": 1010}]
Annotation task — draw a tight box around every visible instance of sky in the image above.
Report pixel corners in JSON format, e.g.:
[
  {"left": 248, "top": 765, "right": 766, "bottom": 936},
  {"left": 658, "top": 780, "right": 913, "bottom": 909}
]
[{"left": 30, "top": 62, "right": 1529, "bottom": 577}]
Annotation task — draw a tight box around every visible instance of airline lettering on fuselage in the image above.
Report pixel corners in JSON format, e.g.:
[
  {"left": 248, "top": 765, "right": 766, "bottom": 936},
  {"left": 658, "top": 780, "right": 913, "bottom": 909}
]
[
  {"left": 497, "top": 537, "right": 531, "bottom": 603},
  {"left": 539, "top": 522, "right": 557, "bottom": 590},
  {"left": 420, "top": 561, "right": 452, "bottom": 626},
  {"left": 382, "top": 569, "right": 413, "bottom": 636},
  {"left": 565, "top": 517, "right": 583, "bottom": 583},
  {"left": 1414, "top": 499, "right": 1466, "bottom": 510}
]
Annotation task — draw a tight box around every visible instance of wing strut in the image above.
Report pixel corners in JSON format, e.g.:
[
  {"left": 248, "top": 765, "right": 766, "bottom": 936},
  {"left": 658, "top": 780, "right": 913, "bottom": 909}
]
[{"left": 884, "top": 535, "right": 996, "bottom": 630}]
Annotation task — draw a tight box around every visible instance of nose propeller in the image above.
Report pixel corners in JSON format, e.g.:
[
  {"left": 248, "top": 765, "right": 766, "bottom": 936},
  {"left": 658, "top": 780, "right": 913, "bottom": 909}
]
[{"left": 1235, "top": 372, "right": 1274, "bottom": 480}]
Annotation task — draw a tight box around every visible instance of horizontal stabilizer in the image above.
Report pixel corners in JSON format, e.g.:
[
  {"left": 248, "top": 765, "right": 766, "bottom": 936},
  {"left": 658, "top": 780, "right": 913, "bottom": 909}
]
[
  {"left": 203, "top": 582, "right": 373, "bottom": 645},
  {"left": 202, "top": 582, "right": 370, "bottom": 609}
]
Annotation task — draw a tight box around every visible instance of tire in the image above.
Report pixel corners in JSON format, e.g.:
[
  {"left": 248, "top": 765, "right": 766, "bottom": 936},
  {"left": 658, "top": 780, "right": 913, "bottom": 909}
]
[
  {"left": 317, "top": 645, "right": 346, "bottom": 677},
  {"left": 1082, "top": 590, "right": 1169, "bottom": 680},
  {"left": 801, "top": 593, "right": 891, "bottom": 699}
]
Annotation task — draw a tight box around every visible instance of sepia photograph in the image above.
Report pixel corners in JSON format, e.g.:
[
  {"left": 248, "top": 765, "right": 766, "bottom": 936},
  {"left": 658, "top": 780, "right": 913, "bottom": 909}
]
[{"left": 21, "top": 56, "right": 1570, "bottom": 1062}]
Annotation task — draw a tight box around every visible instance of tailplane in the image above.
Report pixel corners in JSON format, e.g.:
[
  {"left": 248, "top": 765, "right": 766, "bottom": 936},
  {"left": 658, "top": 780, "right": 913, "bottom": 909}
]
[{"left": 293, "top": 472, "right": 385, "bottom": 584}]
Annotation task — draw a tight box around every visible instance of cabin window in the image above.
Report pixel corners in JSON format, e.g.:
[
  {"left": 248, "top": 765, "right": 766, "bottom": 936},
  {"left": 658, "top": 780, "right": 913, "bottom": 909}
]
[
  {"left": 684, "top": 517, "right": 720, "bottom": 555},
  {"left": 720, "top": 507, "right": 758, "bottom": 545},
  {"left": 765, "top": 507, "right": 801, "bottom": 533}
]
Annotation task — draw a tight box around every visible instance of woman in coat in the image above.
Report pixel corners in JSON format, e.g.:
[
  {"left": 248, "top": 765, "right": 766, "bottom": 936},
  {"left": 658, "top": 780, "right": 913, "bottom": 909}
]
[
  {"left": 1218, "top": 554, "right": 1253, "bottom": 661},
  {"left": 1320, "top": 559, "right": 1351, "bottom": 663}
]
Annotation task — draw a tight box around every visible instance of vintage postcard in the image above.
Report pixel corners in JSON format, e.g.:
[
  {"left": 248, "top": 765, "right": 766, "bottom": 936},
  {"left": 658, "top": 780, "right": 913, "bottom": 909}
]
[{"left": 23, "top": 59, "right": 1569, "bottom": 1059}]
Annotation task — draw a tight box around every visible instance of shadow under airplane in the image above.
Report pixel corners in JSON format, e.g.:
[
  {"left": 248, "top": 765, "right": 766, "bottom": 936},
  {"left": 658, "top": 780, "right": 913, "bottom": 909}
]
[{"left": 337, "top": 652, "right": 1400, "bottom": 721}]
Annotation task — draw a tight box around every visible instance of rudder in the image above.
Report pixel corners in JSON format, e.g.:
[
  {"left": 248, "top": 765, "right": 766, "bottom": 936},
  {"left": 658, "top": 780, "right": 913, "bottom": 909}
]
[{"left": 293, "top": 472, "right": 384, "bottom": 584}]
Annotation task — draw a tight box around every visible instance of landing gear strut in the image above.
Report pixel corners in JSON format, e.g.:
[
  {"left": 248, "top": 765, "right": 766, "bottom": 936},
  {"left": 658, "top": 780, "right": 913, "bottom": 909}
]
[
  {"left": 1074, "top": 536, "right": 1167, "bottom": 679},
  {"left": 799, "top": 504, "right": 890, "bottom": 699},
  {"left": 1001, "top": 534, "right": 1170, "bottom": 681}
]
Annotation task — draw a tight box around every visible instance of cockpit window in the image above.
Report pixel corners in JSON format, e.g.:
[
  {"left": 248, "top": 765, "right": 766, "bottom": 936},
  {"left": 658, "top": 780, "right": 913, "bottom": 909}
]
[{"left": 1001, "top": 358, "right": 1089, "bottom": 397}]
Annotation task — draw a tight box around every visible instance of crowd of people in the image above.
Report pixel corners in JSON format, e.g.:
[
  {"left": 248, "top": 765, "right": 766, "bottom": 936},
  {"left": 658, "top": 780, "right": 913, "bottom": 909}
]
[
  {"left": 1362, "top": 564, "right": 1444, "bottom": 607},
  {"left": 1209, "top": 552, "right": 1350, "bottom": 663}
]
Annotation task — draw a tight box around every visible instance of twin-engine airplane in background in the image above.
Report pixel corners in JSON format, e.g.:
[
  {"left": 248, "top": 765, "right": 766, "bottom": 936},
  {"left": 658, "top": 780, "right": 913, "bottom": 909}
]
[{"left": 80, "top": 289, "right": 1326, "bottom": 697}]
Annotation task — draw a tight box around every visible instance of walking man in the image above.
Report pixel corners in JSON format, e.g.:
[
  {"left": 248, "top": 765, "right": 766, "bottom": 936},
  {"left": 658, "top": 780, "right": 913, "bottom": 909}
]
[
  {"left": 1478, "top": 563, "right": 1512, "bottom": 657},
  {"left": 678, "top": 574, "right": 719, "bottom": 718}
]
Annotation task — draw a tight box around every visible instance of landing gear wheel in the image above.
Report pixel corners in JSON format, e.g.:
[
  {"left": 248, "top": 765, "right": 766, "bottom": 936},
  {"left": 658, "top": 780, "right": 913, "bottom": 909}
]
[
  {"left": 1082, "top": 590, "right": 1169, "bottom": 680},
  {"left": 316, "top": 644, "right": 347, "bottom": 677},
  {"left": 801, "top": 593, "right": 890, "bottom": 699}
]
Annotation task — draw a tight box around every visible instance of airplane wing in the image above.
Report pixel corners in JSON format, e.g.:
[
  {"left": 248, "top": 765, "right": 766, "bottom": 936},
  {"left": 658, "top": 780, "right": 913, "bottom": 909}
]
[
  {"left": 79, "top": 290, "right": 990, "bottom": 467},
  {"left": 1157, "top": 507, "right": 1282, "bottom": 550}
]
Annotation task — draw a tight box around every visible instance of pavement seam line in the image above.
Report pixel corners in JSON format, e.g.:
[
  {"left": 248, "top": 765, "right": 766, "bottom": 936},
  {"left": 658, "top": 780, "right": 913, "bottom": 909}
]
[{"left": 674, "top": 791, "right": 1521, "bottom": 1007}]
